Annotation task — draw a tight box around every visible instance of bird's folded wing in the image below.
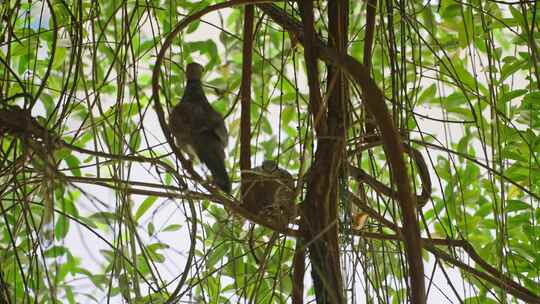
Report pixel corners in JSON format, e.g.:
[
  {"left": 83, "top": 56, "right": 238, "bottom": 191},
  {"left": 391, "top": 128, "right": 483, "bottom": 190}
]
[
  {"left": 192, "top": 104, "right": 228, "bottom": 148},
  {"left": 169, "top": 103, "right": 193, "bottom": 140}
]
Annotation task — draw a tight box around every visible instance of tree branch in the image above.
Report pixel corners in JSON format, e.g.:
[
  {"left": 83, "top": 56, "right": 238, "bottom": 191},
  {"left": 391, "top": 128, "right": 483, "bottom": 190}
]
[
  {"left": 240, "top": 4, "right": 254, "bottom": 180},
  {"left": 257, "top": 4, "right": 426, "bottom": 303}
]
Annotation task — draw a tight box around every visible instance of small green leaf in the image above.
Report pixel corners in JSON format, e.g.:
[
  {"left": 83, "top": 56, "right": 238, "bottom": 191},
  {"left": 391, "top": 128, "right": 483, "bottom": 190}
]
[
  {"left": 64, "top": 154, "right": 81, "bottom": 177},
  {"left": 186, "top": 20, "right": 200, "bottom": 33},
  {"left": 44, "top": 245, "right": 69, "bottom": 258},
  {"left": 162, "top": 224, "right": 182, "bottom": 232},
  {"left": 500, "top": 89, "right": 528, "bottom": 103},
  {"left": 521, "top": 92, "right": 540, "bottom": 110},
  {"left": 55, "top": 215, "right": 70, "bottom": 240},
  {"left": 500, "top": 59, "right": 527, "bottom": 82},
  {"left": 90, "top": 212, "right": 117, "bottom": 226},
  {"left": 417, "top": 84, "right": 437, "bottom": 104},
  {"left": 129, "top": 132, "right": 141, "bottom": 151},
  {"left": 135, "top": 196, "right": 157, "bottom": 221},
  {"left": 147, "top": 242, "right": 168, "bottom": 263},
  {"left": 148, "top": 222, "right": 155, "bottom": 236},
  {"left": 507, "top": 200, "right": 531, "bottom": 212},
  {"left": 207, "top": 243, "right": 228, "bottom": 268},
  {"left": 52, "top": 48, "right": 67, "bottom": 68}
]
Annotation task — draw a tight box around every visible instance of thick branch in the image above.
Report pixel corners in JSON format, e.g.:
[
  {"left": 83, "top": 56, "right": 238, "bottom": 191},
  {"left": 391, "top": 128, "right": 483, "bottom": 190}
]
[
  {"left": 363, "top": 0, "right": 377, "bottom": 69},
  {"left": 297, "top": 1, "right": 346, "bottom": 303},
  {"left": 257, "top": 4, "right": 426, "bottom": 303},
  {"left": 240, "top": 5, "right": 254, "bottom": 177}
]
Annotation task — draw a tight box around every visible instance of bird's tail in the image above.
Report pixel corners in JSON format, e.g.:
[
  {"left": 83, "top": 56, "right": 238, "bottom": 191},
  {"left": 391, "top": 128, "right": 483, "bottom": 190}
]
[
  {"left": 207, "top": 159, "right": 231, "bottom": 193},
  {"left": 194, "top": 137, "right": 231, "bottom": 193}
]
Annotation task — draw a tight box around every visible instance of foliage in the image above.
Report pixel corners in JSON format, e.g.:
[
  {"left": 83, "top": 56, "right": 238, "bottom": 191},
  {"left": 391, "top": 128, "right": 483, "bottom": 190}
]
[{"left": 0, "top": 0, "right": 539, "bottom": 303}]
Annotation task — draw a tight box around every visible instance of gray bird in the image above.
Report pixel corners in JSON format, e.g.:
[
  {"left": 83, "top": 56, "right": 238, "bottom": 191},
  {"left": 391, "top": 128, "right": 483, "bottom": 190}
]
[
  {"left": 243, "top": 160, "right": 296, "bottom": 226},
  {"left": 169, "top": 62, "right": 231, "bottom": 193}
]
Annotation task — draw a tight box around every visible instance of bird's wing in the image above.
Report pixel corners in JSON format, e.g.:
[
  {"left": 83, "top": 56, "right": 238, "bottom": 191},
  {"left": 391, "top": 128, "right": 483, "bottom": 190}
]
[
  {"left": 169, "top": 103, "right": 193, "bottom": 143},
  {"left": 173, "top": 100, "right": 227, "bottom": 147},
  {"left": 188, "top": 103, "right": 228, "bottom": 149},
  {"left": 206, "top": 105, "right": 228, "bottom": 148}
]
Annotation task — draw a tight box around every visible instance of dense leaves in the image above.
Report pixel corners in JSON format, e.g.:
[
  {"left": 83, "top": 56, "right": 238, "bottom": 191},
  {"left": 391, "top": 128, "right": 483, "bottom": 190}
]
[{"left": 1, "top": 0, "right": 540, "bottom": 303}]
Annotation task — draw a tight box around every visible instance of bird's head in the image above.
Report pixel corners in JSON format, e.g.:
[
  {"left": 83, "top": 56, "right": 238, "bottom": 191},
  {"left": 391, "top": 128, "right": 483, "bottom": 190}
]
[
  {"left": 186, "top": 62, "right": 204, "bottom": 81},
  {"left": 261, "top": 160, "right": 278, "bottom": 172}
]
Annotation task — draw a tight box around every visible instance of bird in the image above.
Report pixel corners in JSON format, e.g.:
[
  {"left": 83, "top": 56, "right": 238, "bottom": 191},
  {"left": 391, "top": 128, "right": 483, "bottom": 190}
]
[
  {"left": 169, "top": 62, "right": 231, "bottom": 193},
  {"left": 242, "top": 160, "right": 296, "bottom": 226}
]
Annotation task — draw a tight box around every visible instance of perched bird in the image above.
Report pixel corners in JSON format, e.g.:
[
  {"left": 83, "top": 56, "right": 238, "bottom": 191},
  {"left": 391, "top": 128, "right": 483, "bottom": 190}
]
[
  {"left": 243, "top": 160, "right": 296, "bottom": 226},
  {"left": 169, "top": 62, "right": 231, "bottom": 193}
]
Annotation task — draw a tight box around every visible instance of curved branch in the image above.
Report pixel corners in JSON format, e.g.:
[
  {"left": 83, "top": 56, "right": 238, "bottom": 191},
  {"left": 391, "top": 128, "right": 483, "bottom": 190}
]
[
  {"left": 349, "top": 139, "right": 432, "bottom": 208},
  {"left": 164, "top": 198, "right": 198, "bottom": 304}
]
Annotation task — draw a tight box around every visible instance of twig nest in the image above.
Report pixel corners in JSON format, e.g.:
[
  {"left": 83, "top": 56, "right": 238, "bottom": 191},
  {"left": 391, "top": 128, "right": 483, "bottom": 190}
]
[{"left": 242, "top": 160, "right": 296, "bottom": 227}]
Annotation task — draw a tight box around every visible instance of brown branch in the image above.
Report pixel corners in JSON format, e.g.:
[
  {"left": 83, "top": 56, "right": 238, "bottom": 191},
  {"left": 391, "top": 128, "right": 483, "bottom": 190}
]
[
  {"left": 292, "top": 238, "right": 306, "bottom": 304},
  {"left": 363, "top": 0, "right": 377, "bottom": 70},
  {"left": 240, "top": 4, "right": 254, "bottom": 183},
  {"left": 347, "top": 190, "right": 399, "bottom": 231},
  {"left": 425, "top": 244, "right": 540, "bottom": 304},
  {"left": 297, "top": 1, "right": 346, "bottom": 303},
  {"left": 348, "top": 140, "right": 432, "bottom": 208},
  {"left": 299, "top": 1, "right": 326, "bottom": 136},
  {"left": 257, "top": 4, "right": 426, "bottom": 303},
  {"left": 67, "top": 174, "right": 302, "bottom": 237},
  {"left": 460, "top": 242, "right": 540, "bottom": 303},
  {"left": 348, "top": 191, "right": 540, "bottom": 303},
  {"left": 351, "top": 230, "right": 467, "bottom": 247},
  {"left": 363, "top": 0, "right": 378, "bottom": 137}
]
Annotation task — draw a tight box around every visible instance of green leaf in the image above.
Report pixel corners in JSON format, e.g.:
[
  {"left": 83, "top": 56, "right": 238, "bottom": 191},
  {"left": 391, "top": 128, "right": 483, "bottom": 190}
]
[
  {"left": 65, "top": 286, "right": 76, "bottom": 304},
  {"left": 162, "top": 224, "right": 182, "bottom": 232},
  {"left": 207, "top": 243, "right": 228, "bottom": 268},
  {"left": 281, "top": 106, "right": 295, "bottom": 126},
  {"left": 147, "top": 243, "right": 169, "bottom": 263},
  {"left": 521, "top": 91, "right": 540, "bottom": 110},
  {"left": 135, "top": 196, "right": 157, "bottom": 221},
  {"left": 44, "top": 245, "right": 69, "bottom": 258},
  {"left": 500, "top": 58, "right": 527, "bottom": 82},
  {"left": 129, "top": 131, "right": 141, "bottom": 151},
  {"left": 60, "top": 193, "right": 79, "bottom": 218},
  {"left": 507, "top": 200, "right": 531, "bottom": 212},
  {"left": 148, "top": 222, "right": 155, "bottom": 236},
  {"left": 508, "top": 213, "right": 531, "bottom": 226},
  {"left": 55, "top": 215, "right": 70, "bottom": 240},
  {"left": 187, "top": 20, "right": 200, "bottom": 33},
  {"left": 52, "top": 48, "right": 67, "bottom": 68},
  {"left": 499, "top": 89, "right": 528, "bottom": 103},
  {"left": 64, "top": 154, "right": 81, "bottom": 177},
  {"left": 90, "top": 212, "right": 117, "bottom": 226},
  {"left": 418, "top": 84, "right": 437, "bottom": 104}
]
